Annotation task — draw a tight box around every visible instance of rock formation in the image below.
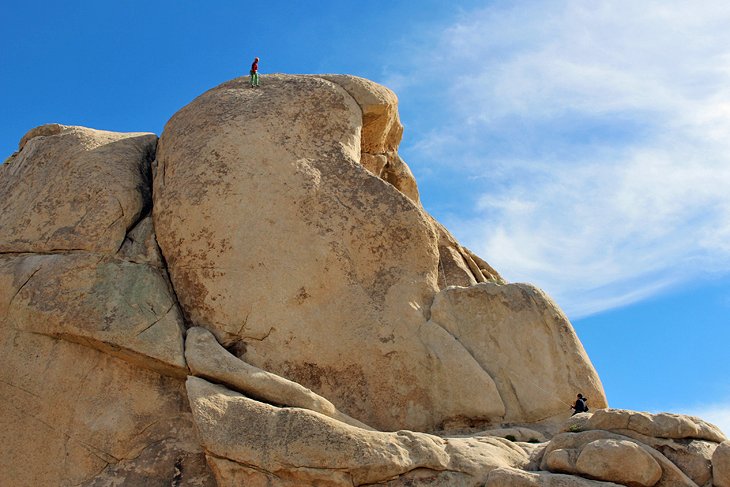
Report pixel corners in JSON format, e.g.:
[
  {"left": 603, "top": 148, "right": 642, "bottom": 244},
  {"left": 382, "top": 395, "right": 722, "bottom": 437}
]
[
  {"left": 0, "top": 74, "right": 726, "bottom": 486},
  {"left": 152, "top": 74, "right": 605, "bottom": 432}
]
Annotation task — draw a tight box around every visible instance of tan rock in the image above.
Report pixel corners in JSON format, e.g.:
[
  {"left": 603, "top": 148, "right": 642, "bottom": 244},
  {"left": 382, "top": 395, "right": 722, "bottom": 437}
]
[
  {"left": 587, "top": 408, "right": 727, "bottom": 443},
  {"left": 544, "top": 448, "right": 579, "bottom": 474},
  {"left": 432, "top": 219, "right": 504, "bottom": 288},
  {"left": 380, "top": 152, "right": 420, "bottom": 203},
  {"left": 715, "top": 440, "right": 730, "bottom": 487},
  {"left": 562, "top": 412, "right": 593, "bottom": 433},
  {"left": 485, "top": 467, "right": 624, "bottom": 486},
  {"left": 463, "top": 246, "right": 503, "bottom": 282},
  {"left": 186, "top": 377, "right": 529, "bottom": 486},
  {"left": 655, "top": 439, "right": 715, "bottom": 487},
  {"left": 154, "top": 74, "right": 506, "bottom": 431},
  {"left": 0, "top": 326, "right": 212, "bottom": 486},
  {"left": 360, "top": 470, "right": 474, "bottom": 486},
  {"left": 542, "top": 430, "right": 698, "bottom": 487},
  {"left": 437, "top": 240, "right": 479, "bottom": 287},
  {"left": 358, "top": 152, "right": 420, "bottom": 203},
  {"left": 0, "top": 124, "right": 156, "bottom": 254},
  {"left": 575, "top": 439, "right": 662, "bottom": 487},
  {"left": 1, "top": 253, "right": 186, "bottom": 376},
  {"left": 206, "top": 455, "right": 355, "bottom": 487},
  {"left": 429, "top": 282, "right": 607, "bottom": 422},
  {"left": 318, "top": 75, "right": 418, "bottom": 203},
  {"left": 606, "top": 427, "right": 716, "bottom": 486},
  {"left": 17, "top": 122, "right": 66, "bottom": 151},
  {"left": 185, "top": 326, "right": 371, "bottom": 429},
  {"left": 318, "top": 74, "right": 403, "bottom": 154},
  {"left": 416, "top": 319, "right": 506, "bottom": 422}
]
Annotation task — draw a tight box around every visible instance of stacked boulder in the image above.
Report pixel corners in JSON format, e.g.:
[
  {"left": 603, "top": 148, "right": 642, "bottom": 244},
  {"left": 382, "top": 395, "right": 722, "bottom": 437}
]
[
  {"left": 0, "top": 75, "right": 726, "bottom": 486},
  {"left": 0, "top": 125, "right": 211, "bottom": 485}
]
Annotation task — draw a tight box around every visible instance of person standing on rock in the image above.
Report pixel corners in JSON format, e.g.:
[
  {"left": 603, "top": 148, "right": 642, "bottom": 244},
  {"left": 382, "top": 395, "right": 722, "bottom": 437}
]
[
  {"left": 250, "top": 57, "right": 260, "bottom": 87},
  {"left": 570, "top": 393, "right": 588, "bottom": 415}
]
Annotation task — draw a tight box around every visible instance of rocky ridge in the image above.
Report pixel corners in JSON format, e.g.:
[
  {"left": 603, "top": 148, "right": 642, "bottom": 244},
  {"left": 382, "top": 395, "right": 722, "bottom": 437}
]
[{"left": 0, "top": 74, "right": 727, "bottom": 486}]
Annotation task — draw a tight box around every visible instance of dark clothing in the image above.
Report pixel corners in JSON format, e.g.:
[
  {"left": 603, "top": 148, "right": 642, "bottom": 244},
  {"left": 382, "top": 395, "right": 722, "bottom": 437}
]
[
  {"left": 571, "top": 397, "right": 588, "bottom": 415},
  {"left": 251, "top": 61, "right": 258, "bottom": 73}
]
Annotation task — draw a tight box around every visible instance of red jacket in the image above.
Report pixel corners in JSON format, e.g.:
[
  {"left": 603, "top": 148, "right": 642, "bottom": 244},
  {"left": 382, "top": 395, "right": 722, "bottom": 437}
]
[{"left": 251, "top": 61, "right": 258, "bottom": 72}]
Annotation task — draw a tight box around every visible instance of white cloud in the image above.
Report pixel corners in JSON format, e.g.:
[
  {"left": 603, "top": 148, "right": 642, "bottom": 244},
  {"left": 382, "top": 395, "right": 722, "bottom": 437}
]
[{"left": 396, "top": 1, "right": 730, "bottom": 317}]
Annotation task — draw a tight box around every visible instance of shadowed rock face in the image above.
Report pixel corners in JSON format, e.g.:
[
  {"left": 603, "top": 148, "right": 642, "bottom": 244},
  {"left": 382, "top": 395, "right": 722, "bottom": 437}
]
[{"left": 5, "top": 75, "right": 723, "bottom": 487}]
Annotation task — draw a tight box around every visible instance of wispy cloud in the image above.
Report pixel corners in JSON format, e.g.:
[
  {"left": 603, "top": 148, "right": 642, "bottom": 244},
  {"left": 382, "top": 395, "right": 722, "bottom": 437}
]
[{"left": 394, "top": 1, "right": 730, "bottom": 317}]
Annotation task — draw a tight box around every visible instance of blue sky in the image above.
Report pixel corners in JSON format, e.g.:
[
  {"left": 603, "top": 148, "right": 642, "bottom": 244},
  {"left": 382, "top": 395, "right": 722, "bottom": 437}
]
[{"left": 2, "top": 1, "right": 728, "bottom": 433}]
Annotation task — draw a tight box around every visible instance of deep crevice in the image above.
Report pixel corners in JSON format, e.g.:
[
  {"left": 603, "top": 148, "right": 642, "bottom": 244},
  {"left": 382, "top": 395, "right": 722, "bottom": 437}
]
[{"left": 138, "top": 136, "right": 190, "bottom": 335}]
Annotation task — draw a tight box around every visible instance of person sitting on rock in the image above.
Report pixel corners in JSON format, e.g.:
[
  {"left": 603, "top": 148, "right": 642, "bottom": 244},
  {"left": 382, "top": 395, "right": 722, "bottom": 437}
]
[
  {"left": 250, "top": 57, "right": 260, "bottom": 87},
  {"left": 570, "top": 393, "right": 588, "bottom": 415}
]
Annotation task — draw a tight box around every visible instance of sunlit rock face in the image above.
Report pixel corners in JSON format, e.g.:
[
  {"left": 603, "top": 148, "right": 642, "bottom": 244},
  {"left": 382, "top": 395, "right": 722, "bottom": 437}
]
[
  {"left": 153, "top": 73, "right": 605, "bottom": 432},
  {"left": 0, "top": 125, "right": 208, "bottom": 486},
  {"left": 15, "top": 75, "right": 730, "bottom": 487}
]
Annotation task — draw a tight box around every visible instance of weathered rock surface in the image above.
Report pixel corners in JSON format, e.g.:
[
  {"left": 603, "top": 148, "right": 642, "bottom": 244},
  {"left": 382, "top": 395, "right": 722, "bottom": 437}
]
[
  {"left": 187, "top": 377, "right": 529, "bottom": 486},
  {"left": 153, "top": 74, "right": 509, "bottom": 431},
  {"left": 0, "top": 124, "right": 206, "bottom": 484},
  {"left": 486, "top": 467, "right": 624, "bottom": 486},
  {"left": 0, "top": 253, "right": 186, "bottom": 376},
  {"left": 117, "top": 215, "right": 166, "bottom": 267},
  {"left": 562, "top": 412, "right": 593, "bottom": 433},
  {"left": 433, "top": 218, "right": 504, "bottom": 288},
  {"left": 0, "top": 326, "right": 212, "bottom": 486},
  {"left": 185, "top": 326, "right": 370, "bottom": 429},
  {"left": 429, "top": 283, "right": 607, "bottom": 422},
  {"left": 542, "top": 430, "right": 699, "bottom": 487},
  {"left": 586, "top": 408, "right": 727, "bottom": 443},
  {"left": 544, "top": 447, "right": 579, "bottom": 474},
  {"left": 575, "top": 439, "right": 662, "bottom": 486},
  {"left": 319, "top": 74, "right": 419, "bottom": 203},
  {"left": 154, "top": 75, "right": 439, "bottom": 431},
  {"left": 0, "top": 124, "right": 156, "bottom": 254},
  {"left": 715, "top": 440, "right": 730, "bottom": 487},
  {"left": 599, "top": 426, "right": 717, "bottom": 486},
  {"left": 3, "top": 74, "right": 723, "bottom": 487},
  {"left": 153, "top": 74, "right": 604, "bottom": 431}
]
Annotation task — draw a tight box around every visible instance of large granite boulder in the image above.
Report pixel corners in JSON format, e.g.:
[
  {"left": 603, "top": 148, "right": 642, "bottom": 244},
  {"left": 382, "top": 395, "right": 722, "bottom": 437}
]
[
  {"left": 0, "top": 300, "right": 209, "bottom": 486},
  {"left": 541, "top": 430, "right": 700, "bottom": 487},
  {"left": 429, "top": 283, "right": 606, "bottom": 423},
  {"left": 0, "top": 124, "right": 156, "bottom": 254},
  {"left": 0, "top": 253, "right": 186, "bottom": 377},
  {"left": 0, "top": 125, "right": 214, "bottom": 485},
  {"left": 153, "top": 74, "right": 605, "bottom": 431},
  {"left": 586, "top": 408, "right": 726, "bottom": 443},
  {"left": 574, "top": 439, "right": 662, "bottom": 486},
  {"left": 9, "top": 75, "right": 720, "bottom": 487},
  {"left": 186, "top": 376, "right": 530, "bottom": 486}
]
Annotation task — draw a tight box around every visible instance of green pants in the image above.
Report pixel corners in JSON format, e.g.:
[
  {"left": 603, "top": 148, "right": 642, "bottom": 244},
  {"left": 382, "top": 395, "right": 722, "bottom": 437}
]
[{"left": 250, "top": 70, "right": 259, "bottom": 86}]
